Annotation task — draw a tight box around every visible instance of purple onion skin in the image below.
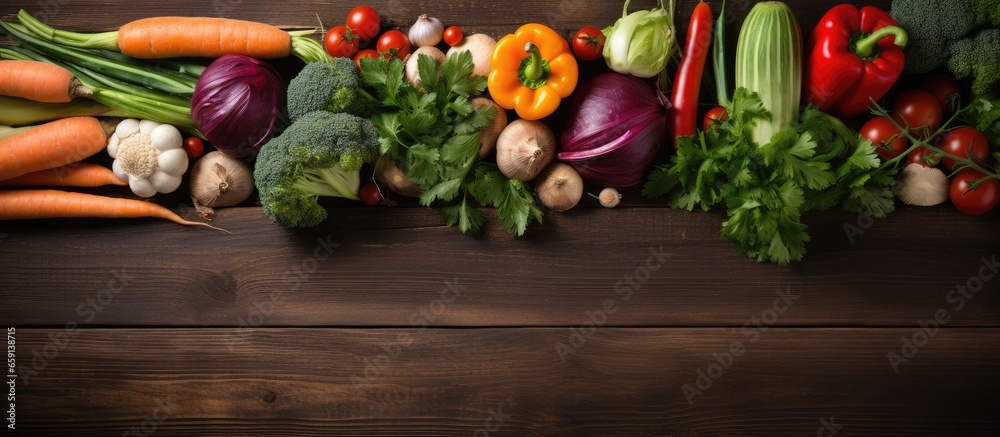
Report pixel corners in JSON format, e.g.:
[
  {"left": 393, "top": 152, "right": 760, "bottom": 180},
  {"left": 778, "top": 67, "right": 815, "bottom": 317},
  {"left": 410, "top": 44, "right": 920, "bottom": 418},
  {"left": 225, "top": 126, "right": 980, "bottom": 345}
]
[
  {"left": 191, "top": 54, "right": 287, "bottom": 158},
  {"left": 557, "top": 73, "right": 669, "bottom": 187}
]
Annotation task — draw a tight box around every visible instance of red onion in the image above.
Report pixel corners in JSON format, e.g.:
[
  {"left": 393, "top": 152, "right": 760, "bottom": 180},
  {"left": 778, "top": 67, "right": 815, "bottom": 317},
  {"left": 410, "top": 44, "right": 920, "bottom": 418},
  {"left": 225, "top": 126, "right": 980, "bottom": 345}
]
[
  {"left": 557, "top": 73, "right": 669, "bottom": 187},
  {"left": 191, "top": 54, "right": 286, "bottom": 158}
]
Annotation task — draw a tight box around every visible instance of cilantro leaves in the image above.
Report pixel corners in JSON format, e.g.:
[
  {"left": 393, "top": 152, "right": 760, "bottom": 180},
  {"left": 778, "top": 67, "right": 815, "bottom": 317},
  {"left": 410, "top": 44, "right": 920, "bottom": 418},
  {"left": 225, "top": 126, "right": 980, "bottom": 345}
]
[
  {"left": 361, "top": 51, "right": 541, "bottom": 237},
  {"left": 643, "top": 88, "right": 896, "bottom": 265}
]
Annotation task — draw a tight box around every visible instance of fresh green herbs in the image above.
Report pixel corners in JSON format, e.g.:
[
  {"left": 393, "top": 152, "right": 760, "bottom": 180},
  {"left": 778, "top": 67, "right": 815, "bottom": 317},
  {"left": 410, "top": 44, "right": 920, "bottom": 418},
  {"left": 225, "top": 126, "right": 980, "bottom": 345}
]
[
  {"left": 643, "top": 88, "right": 896, "bottom": 265},
  {"left": 361, "top": 52, "right": 542, "bottom": 236}
]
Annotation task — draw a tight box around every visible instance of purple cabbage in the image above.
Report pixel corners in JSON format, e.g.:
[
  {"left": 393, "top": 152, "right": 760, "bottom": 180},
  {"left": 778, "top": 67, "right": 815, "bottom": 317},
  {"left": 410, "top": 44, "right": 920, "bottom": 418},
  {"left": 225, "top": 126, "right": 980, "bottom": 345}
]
[
  {"left": 557, "top": 72, "right": 669, "bottom": 187},
  {"left": 191, "top": 54, "right": 286, "bottom": 158}
]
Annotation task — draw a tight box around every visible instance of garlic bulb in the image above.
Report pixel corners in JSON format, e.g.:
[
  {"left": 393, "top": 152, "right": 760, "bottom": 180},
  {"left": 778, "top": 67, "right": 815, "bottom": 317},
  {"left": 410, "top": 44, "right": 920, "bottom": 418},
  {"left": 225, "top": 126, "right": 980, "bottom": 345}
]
[
  {"left": 597, "top": 187, "right": 622, "bottom": 208},
  {"left": 536, "top": 163, "right": 584, "bottom": 212},
  {"left": 404, "top": 46, "right": 447, "bottom": 89},
  {"left": 408, "top": 15, "right": 444, "bottom": 48},
  {"left": 446, "top": 33, "right": 496, "bottom": 78},
  {"left": 189, "top": 151, "right": 254, "bottom": 218},
  {"left": 495, "top": 119, "right": 557, "bottom": 181}
]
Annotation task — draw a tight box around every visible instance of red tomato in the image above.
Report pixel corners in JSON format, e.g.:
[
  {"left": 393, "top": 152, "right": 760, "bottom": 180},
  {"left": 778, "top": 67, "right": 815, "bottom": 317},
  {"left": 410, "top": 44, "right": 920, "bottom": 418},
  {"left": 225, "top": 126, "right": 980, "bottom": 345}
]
[
  {"left": 183, "top": 136, "right": 204, "bottom": 159},
  {"left": 359, "top": 183, "right": 383, "bottom": 206},
  {"left": 892, "top": 89, "right": 942, "bottom": 139},
  {"left": 861, "top": 116, "right": 908, "bottom": 160},
  {"left": 346, "top": 5, "right": 381, "bottom": 43},
  {"left": 921, "top": 73, "right": 961, "bottom": 115},
  {"left": 377, "top": 30, "right": 411, "bottom": 60},
  {"left": 324, "top": 25, "right": 359, "bottom": 58},
  {"left": 940, "top": 126, "right": 991, "bottom": 170},
  {"left": 950, "top": 168, "right": 1000, "bottom": 215},
  {"left": 572, "top": 26, "right": 606, "bottom": 61},
  {"left": 906, "top": 146, "right": 941, "bottom": 168},
  {"left": 703, "top": 106, "right": 728, "bottom": 133},
  {"left": 443, "top": 26, "right": 463, "bottom": 47},
  {"left": 353, "top": 48, "right": 382, "bottom": 70}
]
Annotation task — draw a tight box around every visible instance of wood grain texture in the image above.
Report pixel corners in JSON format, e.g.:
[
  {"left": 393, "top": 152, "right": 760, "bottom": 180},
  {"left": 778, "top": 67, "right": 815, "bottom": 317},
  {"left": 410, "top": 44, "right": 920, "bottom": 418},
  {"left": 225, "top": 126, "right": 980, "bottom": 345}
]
[
  {"left": 11, "top": 327, "right": 1000, "bottom": 436},
  {"left": 2, "top": 206, "right": 998, "bottom": 327}
]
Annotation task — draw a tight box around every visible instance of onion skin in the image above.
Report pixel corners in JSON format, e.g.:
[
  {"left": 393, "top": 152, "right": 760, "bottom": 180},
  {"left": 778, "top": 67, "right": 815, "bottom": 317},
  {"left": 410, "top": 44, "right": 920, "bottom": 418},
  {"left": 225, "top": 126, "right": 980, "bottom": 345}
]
[
  {"left": 557, "top": 72, "right": 668, "bottom": 187},
  {"left": 191, "top": 54, "right": 286, "bottom": 158}
]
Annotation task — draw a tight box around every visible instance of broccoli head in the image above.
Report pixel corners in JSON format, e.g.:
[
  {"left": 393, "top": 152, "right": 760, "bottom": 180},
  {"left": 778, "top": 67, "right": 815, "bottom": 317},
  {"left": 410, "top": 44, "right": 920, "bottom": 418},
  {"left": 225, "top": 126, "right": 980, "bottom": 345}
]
[
  {"left": 949, "top": 28, "right": 1000, "bottom": 98},
  {"left": 890, "top": 0, "right": 978, "bottom": 73},
  {"left": 286, "top": 58, "right": 372, "bottom": 122},
  {"left": 253, "top": 110, "right": 381, "bottom": 228},
  {"left": 974, "top": 0, "right": 1000, "bottom": 26}
]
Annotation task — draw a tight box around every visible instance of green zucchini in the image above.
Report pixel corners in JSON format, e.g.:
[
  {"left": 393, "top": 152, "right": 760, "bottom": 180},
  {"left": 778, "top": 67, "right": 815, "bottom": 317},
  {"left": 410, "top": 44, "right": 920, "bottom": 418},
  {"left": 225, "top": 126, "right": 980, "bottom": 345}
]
[{"left": 735, "top": 1, "right": 802, "bottom": 146}]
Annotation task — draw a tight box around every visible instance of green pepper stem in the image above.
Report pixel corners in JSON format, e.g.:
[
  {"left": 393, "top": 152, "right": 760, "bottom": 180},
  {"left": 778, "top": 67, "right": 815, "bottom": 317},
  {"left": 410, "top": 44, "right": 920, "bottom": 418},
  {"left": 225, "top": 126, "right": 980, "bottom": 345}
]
[
  {"left": 523, "top": 43, "right": 544, "bottom": 82},
  {"left": 854, "top": 25, "right": 908, "bottom": 58}
]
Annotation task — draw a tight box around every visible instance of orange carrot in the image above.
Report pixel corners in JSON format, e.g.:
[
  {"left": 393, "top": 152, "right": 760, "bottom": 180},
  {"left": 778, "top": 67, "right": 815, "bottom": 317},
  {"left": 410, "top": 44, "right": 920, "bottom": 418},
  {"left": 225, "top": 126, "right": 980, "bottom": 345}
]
[
  {"left": 0, "top": 60, "right": 76, "bottom": 103},
  {"left": 0, "top": 163, "right": 125, "bottom": 187},
  {"left": 0, "top": 189, "right": 226, "bottom": 231},
  {"left": 0, "top": 116, "right": 107, "bottom": 181},
  {"left": 118, "top": 17, "right": 291, "bottom": 59}
]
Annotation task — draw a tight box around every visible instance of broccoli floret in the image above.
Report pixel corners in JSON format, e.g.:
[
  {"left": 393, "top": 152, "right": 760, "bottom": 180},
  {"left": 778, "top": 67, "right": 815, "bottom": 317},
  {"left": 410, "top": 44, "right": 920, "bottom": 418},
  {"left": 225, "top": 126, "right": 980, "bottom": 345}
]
[
  {"left": 286, "top": 58, "right": 371, "bottom": 122},
  {"left": 974, "top": 0, "right": 1000, "bottom": 26},
  {"left": 253, "top": 110, "right": 381, "bottom": 228},
  {"left": 949, "top": 28, "right": 1000, "bottom": 98},
  {"left": 890, "top": 0, "right": 978, "bottom": 73}
]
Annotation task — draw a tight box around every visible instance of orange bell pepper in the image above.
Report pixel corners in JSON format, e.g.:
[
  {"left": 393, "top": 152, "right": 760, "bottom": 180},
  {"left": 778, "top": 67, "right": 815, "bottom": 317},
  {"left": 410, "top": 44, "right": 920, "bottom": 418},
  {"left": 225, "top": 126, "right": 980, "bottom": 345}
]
[{"left": 488, "top": 23, "right": 578, "bottom": 120}]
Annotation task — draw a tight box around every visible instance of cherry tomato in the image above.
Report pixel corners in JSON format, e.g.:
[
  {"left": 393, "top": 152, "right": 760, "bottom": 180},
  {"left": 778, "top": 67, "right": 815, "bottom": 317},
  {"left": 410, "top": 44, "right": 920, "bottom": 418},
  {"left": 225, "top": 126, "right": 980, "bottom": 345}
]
[
  {"left": 906, "top": 146, "right": 941, "bottom": 168},
  {"left": 940, "top": 126, "right": 991, "bottom": 170},
  {"left": 183, "top": 136, "right": 204, "bottom": 159},
  {"left": 353, "top": 48, "right": 383, "bottom": 70},
  {"left": 949, "top": 168, "right": 1000, "bottom": 215},
  {"left": 572, "top": 26, "right": 606, "bottom": 61},
  {"left": 443, "top": 26, "right": 463, "bottom": 47},
  {"left": 921, "top": 73, "right": 961, "bottom": 115},
  {"left": 703, "top": 106, "right": 729, "bottom": 133},
  {"left": 861, "top": 116, "right": 908, "bottom": 161},
  {"left": 892, "top": 89, "right": 942, "bottom": 139},
  {"left": 377, "top": 30, "right": 411, "bottom": 60},
  {"left": 359, "top": 182, "right": 383, "bottom": 206},
  {"left": 324, "top": 25, "right": 359, "bottom": 58},
  {"left": 346, "top": 5, "right": 381, "bottom": 43}
]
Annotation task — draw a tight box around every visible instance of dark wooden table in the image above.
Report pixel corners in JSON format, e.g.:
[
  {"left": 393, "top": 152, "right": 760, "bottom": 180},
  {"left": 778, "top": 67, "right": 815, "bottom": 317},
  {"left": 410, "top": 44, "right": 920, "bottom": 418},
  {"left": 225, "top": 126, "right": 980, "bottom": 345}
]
[{"left": 3, "top": 0, "right": 999, "bottom": 435}]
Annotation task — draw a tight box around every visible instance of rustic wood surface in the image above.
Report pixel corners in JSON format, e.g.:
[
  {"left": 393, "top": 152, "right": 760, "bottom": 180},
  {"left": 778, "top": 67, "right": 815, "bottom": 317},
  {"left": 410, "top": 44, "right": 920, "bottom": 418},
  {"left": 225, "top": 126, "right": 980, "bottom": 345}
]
[{"left": 3, "top": 0, "right": 1000, "bottom": 435}]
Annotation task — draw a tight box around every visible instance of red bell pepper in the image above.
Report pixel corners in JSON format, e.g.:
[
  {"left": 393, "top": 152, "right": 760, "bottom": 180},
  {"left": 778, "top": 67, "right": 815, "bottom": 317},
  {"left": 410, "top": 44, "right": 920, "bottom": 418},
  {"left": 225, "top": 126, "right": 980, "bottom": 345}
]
[{"left": 803, "top": 4, "right": 908, "bottom": 121}]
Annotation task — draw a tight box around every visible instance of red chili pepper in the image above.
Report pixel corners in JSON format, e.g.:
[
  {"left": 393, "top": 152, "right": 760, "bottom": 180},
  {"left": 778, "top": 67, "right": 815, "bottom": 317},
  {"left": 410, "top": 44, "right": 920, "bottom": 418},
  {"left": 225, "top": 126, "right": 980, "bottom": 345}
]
[
  {"left": 802, "top": 5, "right": 908, "bottom": 121},
  {"left": 670, "top": 1, "right": 713, "bottom": 148}
]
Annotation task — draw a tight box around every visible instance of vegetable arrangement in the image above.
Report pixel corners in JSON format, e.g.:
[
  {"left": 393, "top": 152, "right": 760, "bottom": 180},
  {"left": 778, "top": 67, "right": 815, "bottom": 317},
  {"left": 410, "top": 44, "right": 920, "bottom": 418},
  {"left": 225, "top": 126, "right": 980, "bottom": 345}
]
[{"left": 0, "top": 1, "right": 997, "bottom": 264}]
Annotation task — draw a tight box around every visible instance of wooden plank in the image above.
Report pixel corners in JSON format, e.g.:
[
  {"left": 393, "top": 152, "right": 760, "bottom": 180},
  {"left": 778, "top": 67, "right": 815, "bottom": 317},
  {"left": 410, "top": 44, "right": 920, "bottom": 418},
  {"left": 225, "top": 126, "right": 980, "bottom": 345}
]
[
  {"left": 10, "top": 327, "right": 999, "bottom": 435},
  {"left": 2, "top": 206, "right": 998, "bottom": 327}
]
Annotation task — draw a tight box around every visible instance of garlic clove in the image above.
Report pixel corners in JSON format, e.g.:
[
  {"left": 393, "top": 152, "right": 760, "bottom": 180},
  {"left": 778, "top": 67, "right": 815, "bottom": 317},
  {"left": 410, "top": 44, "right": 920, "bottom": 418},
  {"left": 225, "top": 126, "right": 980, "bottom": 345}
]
[
  {"left": 150, "top": 123, "right": 183, "bottom": 152},
  {"left": 107, "top": 134, "right": 120, "bottom": 159},
  {"left": 149, "top": 171, "right": 182, "bottom": 194},
  {"left": 128, "top": 177, "right": 157, "bottom": 198},
  {"left": 111, "top": 159, "right": 128, "bottom": 183},
  {"left": 137, "top": 119, "right": 160, "bottom": 135},
  {"left": 157, "top": 148, "right": 189, "bottom": 176},
  {"left": 114, "top": 118, "right": 139, "bottom": 138},
  {"left": 894, "top": 163, "right": 949, "bottom": 206}
]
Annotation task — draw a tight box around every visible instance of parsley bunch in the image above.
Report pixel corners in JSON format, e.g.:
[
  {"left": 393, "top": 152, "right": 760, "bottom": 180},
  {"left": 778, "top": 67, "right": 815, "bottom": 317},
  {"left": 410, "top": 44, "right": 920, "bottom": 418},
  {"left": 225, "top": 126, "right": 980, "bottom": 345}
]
[
  {"left": 643, "top": 88, "right": 897, "bottom": 265},
  {"left": 361, "top": 52, "right": 542, "bottom": 236}
]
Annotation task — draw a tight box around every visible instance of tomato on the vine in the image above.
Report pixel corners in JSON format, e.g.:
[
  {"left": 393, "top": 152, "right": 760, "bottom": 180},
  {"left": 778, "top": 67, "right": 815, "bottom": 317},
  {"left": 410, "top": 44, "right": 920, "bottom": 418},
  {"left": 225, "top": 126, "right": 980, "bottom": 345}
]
[
  {"left": 703, "top": 106, "right": 728, "bottom": 133},
  {"left": 892, "top": 89, "right": 942, "bottom": 139},
  {"left": 359, "top": 183, "right": 383, "bottom": 206},
  {"left": 921, "top": 73, "right": 961, "bottom": 115},
  {"left": 182, "top": 136, "right": 204, "bottom": 159},
  {"left": 572, "top": 26, "right": 606, "bottom": 61},
  {"left": 324, "top": 25, "right": 359, "bottom": 58},
  {"left": 377, "top": 30, "right": 411, "bottom": 60},
  {"left": 443, "top": 26, "right": 463, "bottom": 47},
  {"left": 861, "top": 116, "right": 908, "bottom": 160},
  {"left": 939, "top": 126, "right": 991, "bottom": 170},
  {"left": 950, "top": 168, "right": 1000, "bottom": 215},
  {"left": 346, "top": 5, "right": 381, "bottom": 43},
  {"left": 907, "top": 146, "right": 941, "bottom": 168}
]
